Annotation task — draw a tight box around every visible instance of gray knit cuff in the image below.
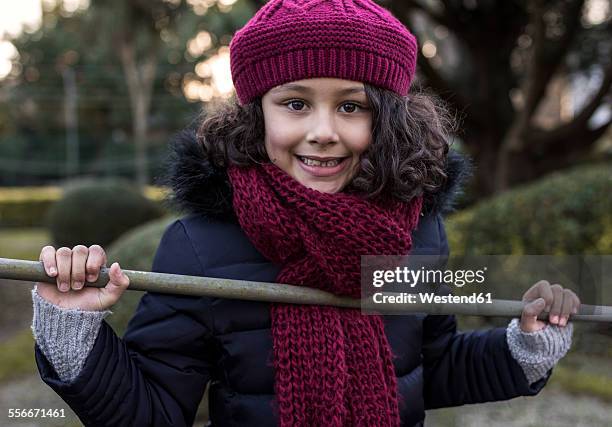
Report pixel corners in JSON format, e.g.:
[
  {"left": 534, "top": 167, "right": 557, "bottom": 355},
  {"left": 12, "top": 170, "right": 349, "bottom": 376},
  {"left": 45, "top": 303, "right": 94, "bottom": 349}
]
[
  {"left": 506, "top": 317, "right": 573, "bottom": 385},
  {"left": 30, "top": 285, "right": 112, "bottom": 384}
]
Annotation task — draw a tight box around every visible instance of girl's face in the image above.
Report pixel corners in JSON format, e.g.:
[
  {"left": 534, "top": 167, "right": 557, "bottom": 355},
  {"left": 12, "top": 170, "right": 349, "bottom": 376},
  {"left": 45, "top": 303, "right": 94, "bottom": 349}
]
[{"left": 261, "top": 78, "right": 372, "bottom": 194}]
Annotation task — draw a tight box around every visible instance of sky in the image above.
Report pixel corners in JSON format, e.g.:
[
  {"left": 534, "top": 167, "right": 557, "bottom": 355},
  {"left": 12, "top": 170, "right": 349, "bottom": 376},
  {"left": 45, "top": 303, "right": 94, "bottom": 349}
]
[
  {"left": 0, "top": 0, "right": 43, "bottom": 41},
  {"left": 0, "top": 0, "right": 90, "bottom": 78}
]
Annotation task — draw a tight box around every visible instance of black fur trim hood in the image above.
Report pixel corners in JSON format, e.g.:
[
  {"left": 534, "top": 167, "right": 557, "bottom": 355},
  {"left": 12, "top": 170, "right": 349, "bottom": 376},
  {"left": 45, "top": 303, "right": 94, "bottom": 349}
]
[{"left": 156, "top": 128, "right": 474, "bottom": 221}]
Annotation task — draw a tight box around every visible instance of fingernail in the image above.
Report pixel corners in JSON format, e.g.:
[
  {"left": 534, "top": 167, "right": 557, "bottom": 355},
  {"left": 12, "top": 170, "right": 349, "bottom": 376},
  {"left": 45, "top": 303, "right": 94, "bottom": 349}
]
[
  {"left": 87, "top": 274, "right": 96, "bottom": 282},
  {"left": 559, "top": 317, "right": 567, "bottom": 326},
  {"left": 60, "top": 282, "right": 69, "bottom": 292},
  {"left": 73, "top": 282, "right": 83, "bottom": 290},
  {"left": 551, "top": 315, "right": 559, "bottom": 324},
  {"left": 49, "top": 267, "right": 57, "bottom": 275}
]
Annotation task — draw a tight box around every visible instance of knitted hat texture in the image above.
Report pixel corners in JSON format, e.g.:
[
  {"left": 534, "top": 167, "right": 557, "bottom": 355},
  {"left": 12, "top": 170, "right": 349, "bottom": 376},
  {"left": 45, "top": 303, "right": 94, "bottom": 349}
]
[{"left": 229, "top": 0, "right": 418, "bottom": 105}]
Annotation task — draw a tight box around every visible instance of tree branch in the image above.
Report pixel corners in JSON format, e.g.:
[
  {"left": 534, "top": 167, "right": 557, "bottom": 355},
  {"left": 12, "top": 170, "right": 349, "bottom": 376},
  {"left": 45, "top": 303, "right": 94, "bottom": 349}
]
[
  {"left": 534, "top": 118, "right": 611, "bottom": 172},
  {"left": 251, "top": 0, "right": 269, "bottom": 9},
  {"left": 523, "top": 0, "right": 585, "bottom": 118},
  {"left": 502, "top": 0, "right": 585, "bottom": 154},
  {"left": 416, "top": 54, "right": 481, "bottom": 128},
  {"left": 386, "top": 1, "right": 481, "bottom": 128},
  {"left": 530, "top": 61, "right": 612, "bottom": 147},
  {"left": 394, "top": 0, "right": 460, "bottom": 34}
]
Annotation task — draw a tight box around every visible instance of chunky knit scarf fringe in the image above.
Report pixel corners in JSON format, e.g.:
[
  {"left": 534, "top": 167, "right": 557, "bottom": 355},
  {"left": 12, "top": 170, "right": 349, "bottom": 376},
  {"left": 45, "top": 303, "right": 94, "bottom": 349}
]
[{"left": 228, "top": 163, "right": 423, "bottom": 426}]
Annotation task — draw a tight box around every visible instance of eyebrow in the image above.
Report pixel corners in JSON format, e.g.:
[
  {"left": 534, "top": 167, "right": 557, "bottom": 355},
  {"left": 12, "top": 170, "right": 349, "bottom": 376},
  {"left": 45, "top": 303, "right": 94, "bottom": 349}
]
[{"left": 272, "top": 84, "right": 365, "bottom": 96}]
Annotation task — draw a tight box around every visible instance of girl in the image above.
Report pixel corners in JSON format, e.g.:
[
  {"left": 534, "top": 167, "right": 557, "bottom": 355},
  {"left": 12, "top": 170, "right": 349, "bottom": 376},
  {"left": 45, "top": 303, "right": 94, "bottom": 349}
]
[{"left": 32, "top": 1, "right": 579, "bottom": 426}]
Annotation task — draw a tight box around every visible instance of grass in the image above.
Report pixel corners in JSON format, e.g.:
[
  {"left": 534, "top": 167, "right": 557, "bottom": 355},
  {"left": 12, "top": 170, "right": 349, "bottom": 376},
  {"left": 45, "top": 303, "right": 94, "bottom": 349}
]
[
  {"left": 548, "top": 351, "right": 612, "bottom": 402},
  {"left": 0, "top": 329, "right": 37, "bottom": 382},
  {"left": 0, "top": 227, "right": 51, "bottom": 260},
  {"left": 551, "top": 364, "right": 612, "bottom": 402},
  {"left": 0, "top": 227, "right": 51, "bottom": 383}
]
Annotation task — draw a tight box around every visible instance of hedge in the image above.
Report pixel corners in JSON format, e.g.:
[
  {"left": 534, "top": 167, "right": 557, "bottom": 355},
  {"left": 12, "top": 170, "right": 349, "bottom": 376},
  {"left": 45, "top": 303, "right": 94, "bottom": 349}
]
[{"left": 445, "top": 162, "right": 611, "bottom": 255}]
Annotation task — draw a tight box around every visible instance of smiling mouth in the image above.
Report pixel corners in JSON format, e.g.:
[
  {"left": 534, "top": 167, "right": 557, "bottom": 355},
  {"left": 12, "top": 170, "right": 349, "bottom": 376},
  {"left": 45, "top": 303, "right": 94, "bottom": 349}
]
[{"left": 296, "top": 155, "right": 349, "bottom": 167}]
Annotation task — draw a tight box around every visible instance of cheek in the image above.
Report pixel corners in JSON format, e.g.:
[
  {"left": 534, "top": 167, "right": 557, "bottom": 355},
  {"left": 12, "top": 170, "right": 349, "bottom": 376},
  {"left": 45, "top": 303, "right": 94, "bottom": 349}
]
[
  {"left": 349, "top": 130, "right": 372, "bottom": 156},
  {"left": 265, "top": 128, "right": 298, "bottom": 158},
  {"left": 349, "top": 119, "right": 372, "bottom": 151},
  {"left": 346, "top": 129, "right": 371, "bottom": 174}
]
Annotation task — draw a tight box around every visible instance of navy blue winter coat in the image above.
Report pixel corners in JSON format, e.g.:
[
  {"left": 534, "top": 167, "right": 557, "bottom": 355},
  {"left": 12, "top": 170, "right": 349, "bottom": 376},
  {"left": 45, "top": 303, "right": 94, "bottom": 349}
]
[{"left": 34, "top": 130, "right": 552, "bottom": 426}]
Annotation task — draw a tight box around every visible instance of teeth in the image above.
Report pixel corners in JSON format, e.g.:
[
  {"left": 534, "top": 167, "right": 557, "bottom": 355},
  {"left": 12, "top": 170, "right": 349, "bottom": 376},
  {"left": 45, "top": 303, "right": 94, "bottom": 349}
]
[{"left": 299, "top": 157, "right": 342, "bottom": 167}]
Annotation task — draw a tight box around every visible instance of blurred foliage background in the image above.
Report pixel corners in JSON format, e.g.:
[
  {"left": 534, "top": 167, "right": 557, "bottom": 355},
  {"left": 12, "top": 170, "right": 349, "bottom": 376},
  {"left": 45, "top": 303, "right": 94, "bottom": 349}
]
[{"left": 0, "top": 0, "right": 610, "bottom": 426}]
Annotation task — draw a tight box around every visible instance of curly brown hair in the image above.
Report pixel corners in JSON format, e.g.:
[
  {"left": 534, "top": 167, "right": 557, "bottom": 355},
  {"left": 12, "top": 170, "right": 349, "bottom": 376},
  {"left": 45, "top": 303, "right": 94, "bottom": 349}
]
[{"left": 196, "top": 83, "right": 455, "bottom": 205}]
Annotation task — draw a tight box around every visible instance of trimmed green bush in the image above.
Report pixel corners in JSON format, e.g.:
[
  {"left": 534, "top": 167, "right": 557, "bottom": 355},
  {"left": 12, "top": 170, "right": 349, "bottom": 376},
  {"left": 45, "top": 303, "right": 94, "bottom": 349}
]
[
  {"left": 45, "top": 179, "right": 167, "bottom": 249},
  {"left": 0, "top": 187, "right": 59, "bottom": 228},
  {"left": 0, "top": 186, "right": 169, "bottom": 228},
  {"left": 446, "top": 162, "right": 612, "bottom": 255},
  {"left": 0, "top": 228, "right": 50, "bottom": 260}
]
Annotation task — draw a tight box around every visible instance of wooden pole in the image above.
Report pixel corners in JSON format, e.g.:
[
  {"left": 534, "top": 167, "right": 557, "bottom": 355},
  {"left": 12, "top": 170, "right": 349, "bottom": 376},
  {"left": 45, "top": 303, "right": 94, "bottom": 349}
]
[{"left": 1, "top": 257, "right": 610, "bottom": 322}]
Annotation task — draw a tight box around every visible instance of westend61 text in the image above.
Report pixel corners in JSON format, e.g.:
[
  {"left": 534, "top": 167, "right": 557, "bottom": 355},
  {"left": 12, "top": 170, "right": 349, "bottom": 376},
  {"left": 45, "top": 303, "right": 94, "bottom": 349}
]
[{"left": 372, "top": 292, "right": 493, "bottom": 304}]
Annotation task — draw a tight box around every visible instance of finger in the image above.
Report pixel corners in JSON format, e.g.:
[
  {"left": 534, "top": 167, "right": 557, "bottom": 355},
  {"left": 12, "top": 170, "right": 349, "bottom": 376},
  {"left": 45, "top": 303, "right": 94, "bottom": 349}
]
[
  {"left": 549, "top": 284, "right": 564, "bottom": 324},
  {"left": 520, "top": 298, "right": 546, "bottom": 332},
  {"left": 522, "top": 280, "right": 549, "bottom": 302},
  {"left": 71, "top": 245, "right": 88, "bottom": 290},
  {"left": 86, "top": 245, "right": 107, "bottom": 282},
  {"left": 101, "top": 262, "right": 130, "bottom": 307},
  {"left": 566, "top": 289, "right": 581, "bottom": 314},
  {"left": 522, "top": 297, "right": 546, "bottom": 318},
  {"left": 559, "top": 289, "right": 574, "bottom": 326},
  {"left": 39, "top": 246, "right": 58, "bottom": 278},
  {"left": 56, "top": 247, "right": 73, "bottom": 293},
  {"left": 572, "top": 292, "right": 582, "bottom": 314},
  {"left": 538, "top": 281, "right": 555, "bottom": 313}
]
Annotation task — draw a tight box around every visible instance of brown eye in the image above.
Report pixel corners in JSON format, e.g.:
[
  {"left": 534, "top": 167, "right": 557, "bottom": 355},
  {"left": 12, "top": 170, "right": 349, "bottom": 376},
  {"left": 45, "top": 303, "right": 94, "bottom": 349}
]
[
  {"left": 286, "top": 100, "right": 305, "bottom": 111},
  {"left": 340, "top": 102, "right": 362, "bottom": 113}
]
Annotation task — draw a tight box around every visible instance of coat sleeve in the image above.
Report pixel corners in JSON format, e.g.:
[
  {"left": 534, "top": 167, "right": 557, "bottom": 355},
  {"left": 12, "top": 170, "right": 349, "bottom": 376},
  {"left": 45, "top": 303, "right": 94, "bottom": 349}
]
[
  {"left": 421, "top": 215, "right": 552, "bottom": 409},
  {"left": 34, "top": 219, "right": 216, "bottom": 427}
]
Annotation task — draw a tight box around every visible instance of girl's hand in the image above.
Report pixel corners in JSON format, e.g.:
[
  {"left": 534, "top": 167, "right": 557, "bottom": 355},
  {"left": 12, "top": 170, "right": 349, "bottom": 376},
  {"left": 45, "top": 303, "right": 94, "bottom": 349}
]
[
  {"left": 520, "top": 280, "right": 580, "bottom": 333},
  {"left": 35, "top": 245, "right": 130, "bottom": 311}
]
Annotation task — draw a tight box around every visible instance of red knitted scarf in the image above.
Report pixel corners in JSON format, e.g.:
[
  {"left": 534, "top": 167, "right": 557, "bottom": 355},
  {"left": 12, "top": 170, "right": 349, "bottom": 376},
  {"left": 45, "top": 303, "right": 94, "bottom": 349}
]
[{"left": 227, "top": 162, "right": 423, "bottom": 426}]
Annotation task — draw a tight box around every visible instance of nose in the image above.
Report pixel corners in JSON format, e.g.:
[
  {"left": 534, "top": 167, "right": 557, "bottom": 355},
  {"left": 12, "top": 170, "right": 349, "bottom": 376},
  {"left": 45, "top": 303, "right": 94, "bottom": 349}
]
[{"left": 306, "top": 110, "right": 339, "bottom": 147}]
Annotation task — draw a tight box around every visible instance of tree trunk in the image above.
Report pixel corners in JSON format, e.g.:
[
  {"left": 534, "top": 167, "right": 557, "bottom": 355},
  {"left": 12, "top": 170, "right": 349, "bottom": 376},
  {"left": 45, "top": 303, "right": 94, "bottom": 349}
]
[{"left": 119, "top": 38, "right": 158, "bottom": 188}]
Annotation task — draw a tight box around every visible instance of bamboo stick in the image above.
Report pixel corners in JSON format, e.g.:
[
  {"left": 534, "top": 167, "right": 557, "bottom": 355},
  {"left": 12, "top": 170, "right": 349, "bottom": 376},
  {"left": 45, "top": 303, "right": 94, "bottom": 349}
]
[{"left": 1, "top": 257, "right": 610, "bottom": 322}]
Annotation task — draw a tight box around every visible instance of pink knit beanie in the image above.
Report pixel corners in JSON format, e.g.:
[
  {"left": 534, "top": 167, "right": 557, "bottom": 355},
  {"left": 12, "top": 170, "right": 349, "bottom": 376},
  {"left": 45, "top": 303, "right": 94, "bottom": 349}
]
[{"left": 229, "top": 0, "right": 418, "bottom": 105}]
